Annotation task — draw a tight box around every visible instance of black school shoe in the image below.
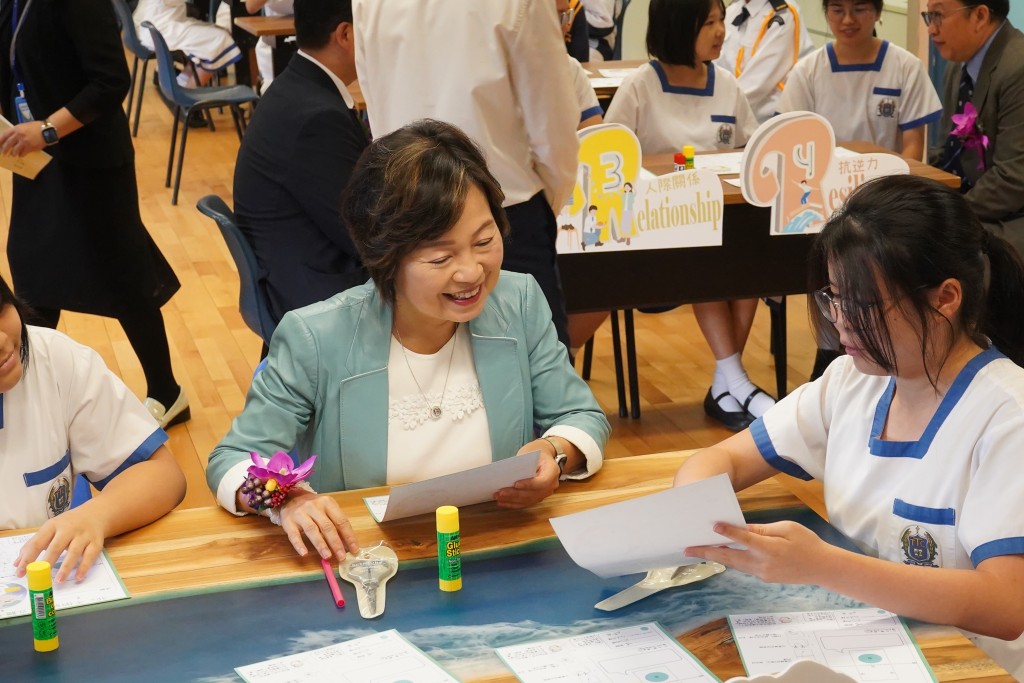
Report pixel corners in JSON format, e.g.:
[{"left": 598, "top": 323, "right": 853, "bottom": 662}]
[{"left": 703, "top": 388, "right": 754, "bottom": 432}]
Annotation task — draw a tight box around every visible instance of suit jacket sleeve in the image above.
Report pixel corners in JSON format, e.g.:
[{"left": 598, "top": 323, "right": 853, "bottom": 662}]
[
  {"left": 59, "top": 0, "right": 131, "bottom": 125},
  {"left": 284, "top": 106, "right": 366, "bottom": 257}
]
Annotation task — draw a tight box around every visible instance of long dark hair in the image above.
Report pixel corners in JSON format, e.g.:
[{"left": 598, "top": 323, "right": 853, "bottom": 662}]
[
  {"left": 810, "top": 175, "right": 1024, "bottom": 384},
  {"left": 0, "top": 275, "right": 30, "bottom": 365}
]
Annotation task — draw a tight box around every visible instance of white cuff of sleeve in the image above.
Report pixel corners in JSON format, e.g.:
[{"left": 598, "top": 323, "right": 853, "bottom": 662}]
[
  {"left": 217, "top": 461, "right": 253, "bottom": 515},
  {"left": 542, "top": 424, "right": 603, "bottom": 480}
]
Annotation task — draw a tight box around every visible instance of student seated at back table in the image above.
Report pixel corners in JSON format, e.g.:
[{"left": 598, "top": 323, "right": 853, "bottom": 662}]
[
  {"left": 777, "top": 0, "right": 941, "bottom": 161},
  {"left": 605, "top": 0, "right": 773, "bottom": 433},
  {"left": 0, "top": 276, "right": 186, "bottom": 584},
  {"left": 207, "top": 120, "right": 611, "bottom": 561},
  {"left": 675, "top": 175, "right": 1024, "bottom": 678}
]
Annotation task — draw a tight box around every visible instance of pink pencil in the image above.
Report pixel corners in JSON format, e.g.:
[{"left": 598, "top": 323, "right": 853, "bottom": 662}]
[{"left": 321, "top": 558, "right": 346, "bottom": 608}]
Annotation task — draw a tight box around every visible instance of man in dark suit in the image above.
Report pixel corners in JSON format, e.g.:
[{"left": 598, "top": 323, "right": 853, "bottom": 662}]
[
  {"left": 233, "top": 0, "right": 367, "bottom": 323},
  {"left": 927, "top": 0, "right": 1024, "bottom": 256}
]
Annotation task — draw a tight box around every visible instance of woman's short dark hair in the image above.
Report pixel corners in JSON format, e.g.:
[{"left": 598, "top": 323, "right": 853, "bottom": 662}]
[
  {"left": 341, "top": 119, "right": 510, "bottom": 307},
  {"left": 0, "top": 276, "right": 31, "bottom": 365},
  {"left": 810, "top": 175, "right": 1024, "bottom": 383},
  {"left": 821, "top": 0, "right": 884, "bottom": 15},
  {"left": 647, "top": 0, "right": 725, "bottom": 67}
]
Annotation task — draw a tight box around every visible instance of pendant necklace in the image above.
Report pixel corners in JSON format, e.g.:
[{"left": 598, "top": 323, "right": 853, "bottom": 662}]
[{"left": 394, "top": 324, "right": 458, "bottom": 421}]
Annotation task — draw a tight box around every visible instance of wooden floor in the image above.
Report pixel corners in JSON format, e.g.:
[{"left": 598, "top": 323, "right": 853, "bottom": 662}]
[{"left": 0, "top": 71, "right": 819, "bottom": 510}]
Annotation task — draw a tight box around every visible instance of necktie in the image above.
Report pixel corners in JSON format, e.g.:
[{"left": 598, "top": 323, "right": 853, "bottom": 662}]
[
  {"left": 732, "top": 6, "right": 750, "bottom": 26},
  {"left": 939, "top": 66, "right": 974, "bottom": 189}
]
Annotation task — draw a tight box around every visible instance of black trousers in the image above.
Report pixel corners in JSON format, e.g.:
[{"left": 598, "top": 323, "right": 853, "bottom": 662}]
[{"left": 501, "top": 192, "right": 570, "bottom": 349}]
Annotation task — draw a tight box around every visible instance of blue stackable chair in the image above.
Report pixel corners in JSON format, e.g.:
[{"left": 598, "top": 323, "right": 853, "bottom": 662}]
[
  {"left": 110, "top": 0, "right": 154, "bottom": 138},
  {"left": 141, "top": 22, "right": 259, "bottom": 205},
  {"left": 195, "top": 195, "right": 277, "bottom": 349}
]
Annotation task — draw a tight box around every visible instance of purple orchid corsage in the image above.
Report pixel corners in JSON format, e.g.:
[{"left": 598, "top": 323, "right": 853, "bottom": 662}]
[
  {"left": 951, "top": 102, "right": 989, "bottom": 170},
  {"left": 240, "top": 451, "right": 317, "bottom": 512}
]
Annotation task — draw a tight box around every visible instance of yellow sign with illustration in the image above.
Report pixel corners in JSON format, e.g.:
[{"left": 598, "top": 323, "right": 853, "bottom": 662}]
[{"left": 557, "top": 124, "right": 724, "bottom": 253}]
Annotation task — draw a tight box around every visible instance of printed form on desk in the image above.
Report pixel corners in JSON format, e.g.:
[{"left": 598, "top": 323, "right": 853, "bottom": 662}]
[
  {"left": 0, "top": 532, "right": 128, "bottom": 618},
  {"left": 729, "top": 607, "right": 937, "bottom": 682},
  {"left": 496, "top": 622, "right": 719, "bottom": 683}
]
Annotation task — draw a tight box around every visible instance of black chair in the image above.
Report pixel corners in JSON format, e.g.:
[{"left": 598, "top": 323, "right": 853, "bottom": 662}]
[
  {"left": 142, "top": 22, "right": 259, "bottom": 204},
  {"left": 110, "top": 0, "right": 154, "bottom": 137},
  {"left": 196, "top": 195, "right": 277, "bottom": 348},
  {"left": 611, "top": 0, "right": 632, "bottom": 60}
]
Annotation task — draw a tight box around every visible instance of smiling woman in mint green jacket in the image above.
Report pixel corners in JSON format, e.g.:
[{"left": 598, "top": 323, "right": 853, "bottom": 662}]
[{"left": 206, "top": 119, "right": 610, "bottom": 562}]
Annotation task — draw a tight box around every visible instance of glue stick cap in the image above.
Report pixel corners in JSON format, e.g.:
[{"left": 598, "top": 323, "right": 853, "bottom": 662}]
[
  {"left": 27, "top": 561, "right": 52, "bottom": 591},
  {"left": 436, "top": 505, "right": 459, "bottom": 533},
  {"left": 674, "top": 152, "right": 685, "bottom": 165},
  {"left": 683, "top": 145, "right": 695, "bottom": 158}
]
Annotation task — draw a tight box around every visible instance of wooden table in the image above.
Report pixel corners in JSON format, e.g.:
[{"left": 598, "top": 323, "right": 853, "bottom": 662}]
[
  {"left": 233, "top": 15, "right": 297, "bottom": 83},
  {"left": 0, "top": 453, "right": 1010, "bottom": 682},
  {"left": 581, "top": 58, "right": 646, "bottom": 100}
]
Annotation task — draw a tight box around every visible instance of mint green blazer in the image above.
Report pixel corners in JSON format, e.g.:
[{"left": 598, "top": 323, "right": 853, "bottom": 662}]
[{"left": 206, "top": 272, "right": 610, "bottom": 493}]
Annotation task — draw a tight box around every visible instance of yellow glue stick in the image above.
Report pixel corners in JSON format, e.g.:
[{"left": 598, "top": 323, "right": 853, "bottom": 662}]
[
  {"left": 683, "top": 145, "right": 695, "bottom": 170},
  {"left": 436, "top": 505, "right": 462, "bottom": 592},
  {"left": 27, "top": 561, "right": 59, "bottom": 652}
]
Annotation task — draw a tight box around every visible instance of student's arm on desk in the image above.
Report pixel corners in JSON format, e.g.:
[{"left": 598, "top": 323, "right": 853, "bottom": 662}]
[
  {"left": 286, "top": 106, "right": 366, "bottom": 255},
  {"left": 678, "top": 435, "right": 1024, "bottom": 642},
  {"left": 14, "top": 446, "right": 185, "bottom": 584}
]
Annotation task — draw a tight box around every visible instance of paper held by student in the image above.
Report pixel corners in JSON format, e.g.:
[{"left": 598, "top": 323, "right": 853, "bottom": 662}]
[
  {"left": 363, "top": 450, "right": 540, "bottom": 522},
  {"left": 550, "top": 473, "right": 746, "bottom": 578},
  {"left": 0, "top": 115, "right": 52, "bottom": 180}
]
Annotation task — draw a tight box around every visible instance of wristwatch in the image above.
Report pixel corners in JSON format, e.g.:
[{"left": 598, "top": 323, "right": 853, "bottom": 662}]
[
  {"left": 40, "top": 120, "right": 59, "bottom": 146},
  {"left": 542, "top": 437, "right": 567, "bottom": 474}
]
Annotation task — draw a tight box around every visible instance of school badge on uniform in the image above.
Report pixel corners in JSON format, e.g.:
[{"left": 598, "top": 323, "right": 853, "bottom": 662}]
[
  {"left": 876, "top": 98, "right": 897, "bottom": 118},
  {"left": 47, "top": 476, "right": 71, "bottom": 518},
  {"left": 717, "top": 123, "right": 734, "bottom": 146},
  {"left": 900, "top": 525, "right": 939, "bottom": 567}
]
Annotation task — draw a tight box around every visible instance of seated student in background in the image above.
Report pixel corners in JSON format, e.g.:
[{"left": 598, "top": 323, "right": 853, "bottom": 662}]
[
  {"left": 207, "top": 120, "right": 611, "bottom": 561},
  {"left": 134, "top": 0, "right": 241, "bottom": 86},
  {"left": 585, "top": 0, "right": 622, "bottom": 61},
  {"left": 777, "top": 0, "right": 941, "bottom": 161},
  {"left": 675, "top": 175, "right": 1024, "bottom": 678},
  {"left": 717, "top": 0, "right": 814, "bottom": 122},
  {"left": 0, "top": 277, "right": 186, "bottom": 584},
  {"left": 244, "top": 0, "right": 294, "bottom": 95},
  {"left": 606, "top": 0, "right": 773, "bottom": 432},
  {"left": 927, "top": 0, "right": 1024, "bottom": 259},
  {"left": 233, "top": 0, "right": 368, "bottom": 326}
]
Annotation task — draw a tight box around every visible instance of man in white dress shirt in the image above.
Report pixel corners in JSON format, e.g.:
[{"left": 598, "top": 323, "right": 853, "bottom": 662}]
[
  {"left": 353, "top": 0, "right": 580, "bottom": 348},
  {"left": 717, "top": 0, "right": 815, "bottom": 122}
]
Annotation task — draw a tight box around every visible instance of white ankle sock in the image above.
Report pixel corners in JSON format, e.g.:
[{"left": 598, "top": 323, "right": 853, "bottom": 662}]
[
  {"left": 717, "top": 353, "right": 776, "bottom": 417},
  {"left": 711, "top": 362, "right": 744, "bottom": 413}
]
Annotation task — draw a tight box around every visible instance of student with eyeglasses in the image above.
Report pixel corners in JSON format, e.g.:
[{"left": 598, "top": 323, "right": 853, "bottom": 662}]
[
  {"left": 777, "top": 0, "right": 942, "bottom": 162},
  {"left": 673, "top": 175, "right": 1024, "bottom": 678},
  {"left": 926, "top": 0, "right": 1024, "bottom": 259}
]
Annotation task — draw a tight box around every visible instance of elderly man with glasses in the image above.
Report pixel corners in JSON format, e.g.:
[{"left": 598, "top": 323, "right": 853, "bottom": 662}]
[{"left": 926, "top": 0, "right": 1024, "bottom": 257}]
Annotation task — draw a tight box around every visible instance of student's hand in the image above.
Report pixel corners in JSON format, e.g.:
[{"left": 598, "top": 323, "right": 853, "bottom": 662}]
[
  {"left": 13, "top": 507, "right": 107, "bottom": 584},
  {"left": 278, "top": 492, "right": 360, "bottom": 562},
  {"left": 0, "top": 122, "right": 46, "bottom": 157},
  {"left": 683, "top": 521, "right": 836, "bottom": 585},
  {"left": 493, "top": 442, "right": 561, "bottom": 509}
]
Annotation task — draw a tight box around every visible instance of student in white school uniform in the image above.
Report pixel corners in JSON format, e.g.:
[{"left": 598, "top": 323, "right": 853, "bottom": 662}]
[
  {"left": 134, "top": 0, "right": 242, "bottom": 86},
  {"left": 0, "top": 277, "right": 186, "bottom": 585},
  {"left": 675, "top": 176, "right": 1024, "bottom": 679},
  {"left": 777, "top": 0, "right": 941, "bottom": 161},
  {"left": 718, "top": 0, "right": 814, "bottom": 122},
  {"left": 605, "top": 0, "right": 772, "bottom": 431},
  {"left": 245, "top": 0, "right": 294, "bottom": 95}
]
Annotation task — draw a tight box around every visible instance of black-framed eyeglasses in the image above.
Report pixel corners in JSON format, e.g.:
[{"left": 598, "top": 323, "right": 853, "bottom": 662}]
[
  {"left": 814, "top": 284, "right": 936, "bottom": 324},
  {"left": 920, "top": 4, "right": 977, "bottom": 27}
]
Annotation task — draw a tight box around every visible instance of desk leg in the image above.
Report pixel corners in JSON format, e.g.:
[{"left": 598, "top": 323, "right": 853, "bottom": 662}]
[
  {"left": 609, "top": 311, "right": 628, "bottom": 418},
  {"left": 767, "top": 297, "right": 788, "bottom": 399},
  {"left": 624, "top": 309, "right": 640, "bottom": 419}
]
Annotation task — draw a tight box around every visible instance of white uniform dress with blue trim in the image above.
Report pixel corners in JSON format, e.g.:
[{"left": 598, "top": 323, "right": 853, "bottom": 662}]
[
  {"left": 777, "top": 41, "right": 942, "bottom": 152},
  {"left": 750, "top": 348, "right": 1024, "bottom": 677},
  {"left": 0, "top": 327, "right": 167, "bottom": 531},
  {"left": 605, "top": 61, "right": 758, "bottom": 153}
]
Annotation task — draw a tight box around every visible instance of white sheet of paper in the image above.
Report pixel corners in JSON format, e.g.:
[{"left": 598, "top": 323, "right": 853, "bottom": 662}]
[
  {"left": 496, "top": 622, "right": 719, "bottom": 683},
  {"left": 695, "top": 151, "right": 744, "bottom": 175},
  {"left": 0, "top": 533, "right": 128, "bottom": 619},
  {"left": 0, "top": 114, "right": 52, "bottom": 180},
  {"left": 235, "top": 629, "right": 458, "bottom": 683},
  {"left": 729, "top": 608, "right": 936, "bottom": 682},
  {"left": 599, "top": 68, "right": 640, "bottom": 78},
  {"left": 588, "top": 77, "right": 624, "bottom": 89},
  {"left": 363, "top": 450, "right": 540, "bottom": 522},
  {"left": 550, "top": 473, "right": 745, "bottom": 578}
]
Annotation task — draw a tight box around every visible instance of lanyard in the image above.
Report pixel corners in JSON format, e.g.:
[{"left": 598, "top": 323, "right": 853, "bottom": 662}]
[{"left": 10, "top": 0, "right": 35, "bottom": 85}]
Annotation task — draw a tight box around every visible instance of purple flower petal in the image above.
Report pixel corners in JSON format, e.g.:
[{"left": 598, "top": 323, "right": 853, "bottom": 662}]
[{"left": 266, "top": 451, "right": 296, "bottom": 475}]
